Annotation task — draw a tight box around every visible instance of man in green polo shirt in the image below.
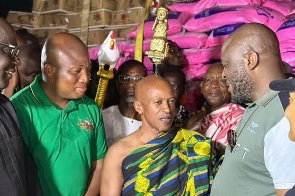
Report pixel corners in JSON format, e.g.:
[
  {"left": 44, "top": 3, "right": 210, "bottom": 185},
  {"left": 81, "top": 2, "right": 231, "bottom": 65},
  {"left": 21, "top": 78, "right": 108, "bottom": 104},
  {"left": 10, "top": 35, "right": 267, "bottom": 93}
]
[{"left": 11, "top": 32, "right": 107, "bottom": 196}]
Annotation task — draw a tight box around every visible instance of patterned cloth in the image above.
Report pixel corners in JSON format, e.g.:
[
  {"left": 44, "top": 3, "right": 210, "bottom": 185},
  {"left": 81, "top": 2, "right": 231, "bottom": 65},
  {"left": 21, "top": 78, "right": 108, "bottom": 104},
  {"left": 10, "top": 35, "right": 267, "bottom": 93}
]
[
  {"left": 190, "top": 103, "right": 245, "bottom": 149},
  {"left": 122, "top": 128, "right": 213, "bottom": 196},
  {"left": 173, "top": 104, "right": 190, "bottom": 128}
]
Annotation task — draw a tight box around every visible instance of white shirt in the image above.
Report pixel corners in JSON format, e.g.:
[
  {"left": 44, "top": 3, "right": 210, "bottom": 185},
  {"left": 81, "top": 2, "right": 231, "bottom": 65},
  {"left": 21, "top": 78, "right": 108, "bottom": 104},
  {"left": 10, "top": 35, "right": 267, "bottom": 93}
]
[{"left": 102, "top": 105, "right": 142, "bottom": 146}]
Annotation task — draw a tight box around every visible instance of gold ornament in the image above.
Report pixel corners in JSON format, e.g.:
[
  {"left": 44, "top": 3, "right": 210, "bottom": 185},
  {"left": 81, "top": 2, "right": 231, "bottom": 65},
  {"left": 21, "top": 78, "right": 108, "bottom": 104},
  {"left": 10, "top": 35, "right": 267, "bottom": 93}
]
[
  {"left": 146, "top": 7, "right": 169, "bottom": 75},
  {"left": 94, "top": 65, "right": 114, "bottom": 107}
]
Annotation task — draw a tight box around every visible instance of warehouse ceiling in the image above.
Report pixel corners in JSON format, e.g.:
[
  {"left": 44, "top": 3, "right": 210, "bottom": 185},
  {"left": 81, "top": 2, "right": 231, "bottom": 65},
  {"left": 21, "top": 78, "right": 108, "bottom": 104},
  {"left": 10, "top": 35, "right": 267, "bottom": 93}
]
[{"left": 0, "top": 0, "right": 33, "bottom": 18}]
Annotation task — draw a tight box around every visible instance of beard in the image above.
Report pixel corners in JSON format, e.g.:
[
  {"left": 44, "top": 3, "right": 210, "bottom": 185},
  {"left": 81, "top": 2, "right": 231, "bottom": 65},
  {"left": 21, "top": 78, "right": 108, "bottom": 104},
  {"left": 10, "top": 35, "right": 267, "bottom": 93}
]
[{"left": 230, "top": 66, "right": 255, "bottom": 105}]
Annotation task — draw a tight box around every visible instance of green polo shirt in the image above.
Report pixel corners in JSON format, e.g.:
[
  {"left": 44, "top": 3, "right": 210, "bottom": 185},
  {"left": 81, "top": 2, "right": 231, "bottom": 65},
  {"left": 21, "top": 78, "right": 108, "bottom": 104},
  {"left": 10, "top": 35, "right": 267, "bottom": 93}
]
[{"left": 11, "top": 75, "right": 107, "bottom": 196}]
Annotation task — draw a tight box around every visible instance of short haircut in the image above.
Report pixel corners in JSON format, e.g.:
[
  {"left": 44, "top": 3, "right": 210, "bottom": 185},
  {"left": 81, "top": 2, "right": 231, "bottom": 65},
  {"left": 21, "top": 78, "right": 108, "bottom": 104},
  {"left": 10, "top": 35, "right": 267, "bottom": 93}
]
[
  {"left": 162, "top": 66, "right": 186, "bottom": 86},
  {"left": 16, "top": 29, "right": 40, "bottom": 47},
  {"left": 117, "top": 59, "right": 148, "bottom": 77}
]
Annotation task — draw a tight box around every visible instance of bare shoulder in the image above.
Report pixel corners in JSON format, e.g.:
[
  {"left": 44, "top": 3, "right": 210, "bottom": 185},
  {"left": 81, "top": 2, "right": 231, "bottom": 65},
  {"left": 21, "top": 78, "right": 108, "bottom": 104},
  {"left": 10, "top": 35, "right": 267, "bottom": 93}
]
[{"left": 107, "top": 133, "right": 139, "bottom": 162}]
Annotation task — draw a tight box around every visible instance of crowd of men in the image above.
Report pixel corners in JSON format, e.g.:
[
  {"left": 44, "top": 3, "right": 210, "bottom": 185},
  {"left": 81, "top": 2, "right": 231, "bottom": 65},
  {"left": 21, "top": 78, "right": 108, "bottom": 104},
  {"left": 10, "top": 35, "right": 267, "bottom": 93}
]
[{"left": 0, "top": 15, "right": 295, "bottom": 196}]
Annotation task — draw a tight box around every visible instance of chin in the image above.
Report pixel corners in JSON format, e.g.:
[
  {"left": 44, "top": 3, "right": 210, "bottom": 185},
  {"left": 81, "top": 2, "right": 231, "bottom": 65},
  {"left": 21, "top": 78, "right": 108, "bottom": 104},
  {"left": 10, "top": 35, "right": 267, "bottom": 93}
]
[
  {"left": 0, "top": 80, "right": 9, "bottom": 89},
  {"left": 289, "top": 131, "right": 295, "bottom": 142},
  {"left": 69, "top": 93, "right": 85, "bottom": 100}
]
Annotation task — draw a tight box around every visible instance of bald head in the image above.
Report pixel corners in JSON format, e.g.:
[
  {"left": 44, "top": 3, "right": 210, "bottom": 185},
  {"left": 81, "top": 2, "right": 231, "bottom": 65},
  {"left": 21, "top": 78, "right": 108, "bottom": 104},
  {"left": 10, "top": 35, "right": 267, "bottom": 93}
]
[
  {"left": 134, "top": 75, "right": 176, "bottom": 132},
  {"left": 135, "top": 75, "right": 173, "bottom": 101},
  {"left": 41, "top": 32, "right": 88, "bottom": 70},
  {"left": 221, "top": 23, "right": 285, "bottom": 103},
  {"left": 223, "top": 23, "right": 280, "bottom": 58},
  {"left": 0, "top": 17, "right": 16, "bottom": 44}
]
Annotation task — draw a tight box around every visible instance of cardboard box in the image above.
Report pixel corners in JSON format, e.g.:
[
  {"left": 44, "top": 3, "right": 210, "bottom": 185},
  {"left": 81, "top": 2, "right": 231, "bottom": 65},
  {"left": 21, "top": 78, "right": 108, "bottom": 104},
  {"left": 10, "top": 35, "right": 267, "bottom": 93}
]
[
  {"left": 6, "top": 11, "right": 44, "bottom": 27},
  {"left": 73, "top": 0, "right": 82, "bottom": 12},
  {"left": 105, "top": 25, "right": 137, "bottom": 41},
  {"left": 65, "top": 13, "right": 82, "bottom": 29},
  {"left": 92, "top": 0, "right": 117, "bottom": 11},
  {"left": 28, "top": 27, "right": 68, "bottom": 44},
  {"left": 89, "top": 9, "right": 112, "bottom": 28},
  {"left": 43, "top": 14, "right": 67, "bottom": 27},
  {"left": 116, "top": 0, "right": 145, "bottom": 11},
  {"left": 32, "top": 0, "right": 75, "bottom": 14},
  {"left": 65, "top": 9, "right": 112, "bottom": 29},
  {"left": 112, "top": 7, "right": 144, "bottom": 26},
  {"left": 69, "top": 28, "right": 107, "bottom": 46},
  {"left": 74, "top": 0, "right": 117, "bottom": 12},
  {"left": 88, "top": 28, "right": 107, "bottom": 46}
]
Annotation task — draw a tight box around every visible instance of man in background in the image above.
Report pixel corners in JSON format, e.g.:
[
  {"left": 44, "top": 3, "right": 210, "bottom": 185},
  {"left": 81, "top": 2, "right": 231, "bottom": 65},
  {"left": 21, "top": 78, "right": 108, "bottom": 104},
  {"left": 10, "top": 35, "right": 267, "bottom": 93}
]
[
  {"left": 102, "top": 59, "right": 147, "bottom": 146},
  {"left": 2, "top": 29, "right": 41, "bottom": 98},
  {"left": 0, "top": 17, "right": 41, "bottom": 196}
]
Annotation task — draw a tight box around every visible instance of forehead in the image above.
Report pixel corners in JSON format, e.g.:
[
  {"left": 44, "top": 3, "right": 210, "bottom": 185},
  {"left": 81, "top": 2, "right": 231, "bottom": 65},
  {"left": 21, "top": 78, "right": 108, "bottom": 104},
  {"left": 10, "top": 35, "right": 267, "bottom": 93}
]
[
  {"left": 163, "top": 72, "right": 182, "bottom": 83},
  {"left": 121, "top": 65, "right": 145, "bottom": 75},
  {"left": 56, "top": 46, "right": 90, "bottom": 65},
  {"left": 146, "top": 85, "right": 174, "bottom": 99},
  {"left": 0, "top": 34, "right": 17, "bottom": 46},
  {"left": 168, "top": 42, "right": 178, "bottom": 50},
  {"left": 205, "top": 65, "right": 223, "bottom": 76}
]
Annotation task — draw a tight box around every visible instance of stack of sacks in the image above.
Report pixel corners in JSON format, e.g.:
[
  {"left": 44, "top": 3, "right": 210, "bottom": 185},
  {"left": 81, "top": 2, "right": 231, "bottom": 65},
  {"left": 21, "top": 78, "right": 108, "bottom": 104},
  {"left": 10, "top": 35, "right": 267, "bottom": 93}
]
[
  {"left": 276, "top": 16, "right": 295, "bottom": 71},
  {"left": 169, "top": 0, "right": 291, "bottom": 65},
  {"left": 166, "top": 0, "right": 295, "bottom": 111}
]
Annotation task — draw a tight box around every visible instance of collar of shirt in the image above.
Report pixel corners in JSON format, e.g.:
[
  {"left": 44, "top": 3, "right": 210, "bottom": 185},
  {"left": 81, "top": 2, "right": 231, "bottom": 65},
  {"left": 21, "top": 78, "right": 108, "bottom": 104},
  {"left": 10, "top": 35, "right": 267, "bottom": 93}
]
[{"left": 29, "top": 74, "right": 83, "bottom": 112}]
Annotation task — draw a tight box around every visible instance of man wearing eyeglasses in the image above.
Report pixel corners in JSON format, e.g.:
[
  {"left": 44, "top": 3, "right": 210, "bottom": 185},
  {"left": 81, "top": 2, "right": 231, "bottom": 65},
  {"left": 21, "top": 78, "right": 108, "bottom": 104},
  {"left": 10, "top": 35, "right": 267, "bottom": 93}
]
[
  {"left": 2, "top": 29, "right": 41, "bottom": 98},
  {"left": 211, "top": 23, "right": 295, "bottom": 196},
  {"left": 102, "top": 59, "right": 147, "bottom": 146},
  {"left": 0, "top": 17, "right": 42, "bottom": 196}
]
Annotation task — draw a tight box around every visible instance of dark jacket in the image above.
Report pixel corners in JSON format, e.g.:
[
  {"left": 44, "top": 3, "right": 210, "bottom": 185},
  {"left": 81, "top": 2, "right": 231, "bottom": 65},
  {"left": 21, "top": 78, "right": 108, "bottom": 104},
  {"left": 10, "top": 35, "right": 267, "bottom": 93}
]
[{"left": 0, "top": 94, "right": 42, "bottom": 196}]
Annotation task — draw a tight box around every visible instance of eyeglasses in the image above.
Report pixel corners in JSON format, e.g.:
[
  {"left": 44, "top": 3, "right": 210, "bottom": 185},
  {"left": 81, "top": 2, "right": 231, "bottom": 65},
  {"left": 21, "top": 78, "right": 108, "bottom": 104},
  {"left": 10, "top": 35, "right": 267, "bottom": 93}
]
[
  {"left": 118, "top": 75, "right": 144, "bottom": 84},
  {"left": 227, "top": 129, "right": 237, "bottom": 152},
  {"left": 0, "top": 40, "right": 20, "bottom": 59}
]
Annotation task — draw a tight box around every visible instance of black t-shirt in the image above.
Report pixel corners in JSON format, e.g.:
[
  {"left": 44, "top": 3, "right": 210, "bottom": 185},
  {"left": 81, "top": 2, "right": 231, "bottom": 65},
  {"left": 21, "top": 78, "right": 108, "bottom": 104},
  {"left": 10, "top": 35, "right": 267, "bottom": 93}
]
[{"left": 285, "top": 186, "right": 295, "bottom": 196}]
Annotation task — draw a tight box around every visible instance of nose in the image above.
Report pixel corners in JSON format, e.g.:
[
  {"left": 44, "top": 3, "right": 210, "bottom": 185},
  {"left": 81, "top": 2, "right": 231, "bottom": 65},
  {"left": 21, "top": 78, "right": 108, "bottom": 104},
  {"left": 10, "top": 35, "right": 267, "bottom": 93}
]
[
  {"left": 161, "top": 100, "right": 173, "bottom": 114},
  {"left": 210, "top": 78, "right": 220, "bottom": 88},
  {"left": 80, "top": 69, "right": 91, "bottom": 83},
  {"left": 127, "top": 79, "right": 136, "bottom": 87}
]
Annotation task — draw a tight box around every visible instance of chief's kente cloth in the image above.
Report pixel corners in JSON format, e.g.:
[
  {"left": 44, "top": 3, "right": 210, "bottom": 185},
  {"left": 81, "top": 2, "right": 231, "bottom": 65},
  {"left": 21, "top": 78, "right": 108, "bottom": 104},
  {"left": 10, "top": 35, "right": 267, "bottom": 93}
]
[{"left": 122, "top": 128, "right": 213, "bottom": 196}]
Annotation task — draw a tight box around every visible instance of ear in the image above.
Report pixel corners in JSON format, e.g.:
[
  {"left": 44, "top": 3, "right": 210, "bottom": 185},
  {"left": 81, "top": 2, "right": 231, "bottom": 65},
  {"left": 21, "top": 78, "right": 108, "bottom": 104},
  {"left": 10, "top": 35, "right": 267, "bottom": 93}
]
[
  {"left": 244, "top": 51, "right": 259, "bottom": 70},
  {"left": 134, "top": 100, "right": 143, "bottom": 115},
  {"left": 44, "top": 64, "right": 56, "bottom": 78},
  {"left": 13, "top": 56, "right": 21, "bottom": 66},
  {"left": 200, "top": 81, "right": 204, "bottom": 94}
]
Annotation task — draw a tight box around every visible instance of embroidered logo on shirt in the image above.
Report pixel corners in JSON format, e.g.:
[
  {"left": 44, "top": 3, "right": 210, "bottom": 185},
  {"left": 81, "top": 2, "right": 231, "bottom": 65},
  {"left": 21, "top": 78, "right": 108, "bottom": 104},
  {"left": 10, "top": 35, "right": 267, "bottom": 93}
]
[
  {"left": 251, "top": 122, "right": 259, "bottom": 128},
  {"left": 247, "top": 121, "right": 259, "bottom": 134},
  {"left": 78, "top": 118, "right": 94, "bottom": 131}
]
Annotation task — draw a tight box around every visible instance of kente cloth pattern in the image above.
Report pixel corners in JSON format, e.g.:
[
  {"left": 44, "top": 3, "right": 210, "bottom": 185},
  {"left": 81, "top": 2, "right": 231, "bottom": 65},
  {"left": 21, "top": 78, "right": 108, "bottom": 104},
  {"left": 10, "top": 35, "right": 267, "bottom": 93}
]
[
  {"left": 122, "top": 128, "right": 213, "bottom": 196},
  {"left": 190, "top": 103, "right": 245, "bottom": 149}
]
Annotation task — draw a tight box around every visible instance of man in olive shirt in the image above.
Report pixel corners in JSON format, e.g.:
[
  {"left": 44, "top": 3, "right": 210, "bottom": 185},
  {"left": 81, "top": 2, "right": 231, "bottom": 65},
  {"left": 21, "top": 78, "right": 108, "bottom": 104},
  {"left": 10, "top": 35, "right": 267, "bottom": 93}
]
[{"left": 211, "top": 23, "right": 295, "bottom": 196}]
